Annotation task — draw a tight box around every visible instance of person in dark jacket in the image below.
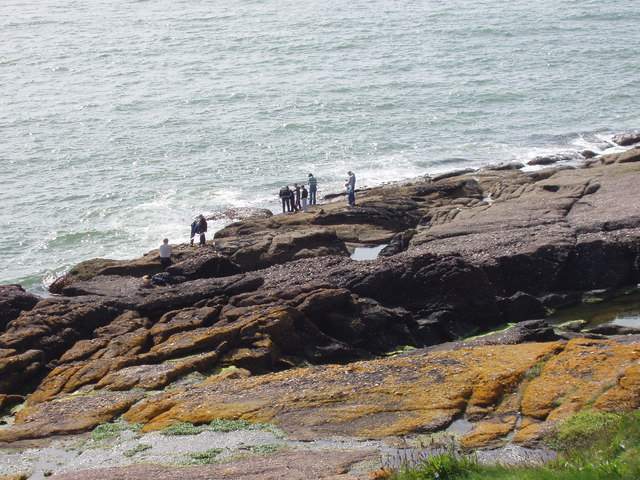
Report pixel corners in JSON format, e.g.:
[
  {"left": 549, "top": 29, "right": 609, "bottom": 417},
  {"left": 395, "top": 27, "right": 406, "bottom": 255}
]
[
  {"left": 279, "top": 186, "right": 291, "bottom": 213},
  {"left": 301, "top": 185, "right": 309, "bottom": 212},
  {"left": 197, "top": 214, "right": 207, "bottom": 246},
  {"left": 189, "top": 218, "right": 198, "bottom": 246},
  {"left": 292, "top": 183, "right": 301, "bottom": 212}
]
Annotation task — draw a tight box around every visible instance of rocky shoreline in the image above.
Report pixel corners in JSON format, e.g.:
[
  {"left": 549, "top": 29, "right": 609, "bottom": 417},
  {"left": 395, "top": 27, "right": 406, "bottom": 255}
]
[{"left": 1, "top": 143, "right": 640, "bottom": 479}]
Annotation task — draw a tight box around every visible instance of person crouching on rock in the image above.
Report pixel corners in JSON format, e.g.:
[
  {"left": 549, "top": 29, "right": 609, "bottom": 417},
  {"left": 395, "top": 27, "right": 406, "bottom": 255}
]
[
  {"left": 197, "top": 214, "right": 208, "bottom": 246},
  {"left": 189, "top": 217, "right": 198, "bottom": 246},
  {"left": 159, "top": 238, "right": 173, "bottom": 269}
]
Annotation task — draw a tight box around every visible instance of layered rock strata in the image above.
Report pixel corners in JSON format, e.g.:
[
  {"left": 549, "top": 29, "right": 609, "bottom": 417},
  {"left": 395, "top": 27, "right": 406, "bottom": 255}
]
[{"left": 0, "top": 148, "right": 639, "bottom": 448}]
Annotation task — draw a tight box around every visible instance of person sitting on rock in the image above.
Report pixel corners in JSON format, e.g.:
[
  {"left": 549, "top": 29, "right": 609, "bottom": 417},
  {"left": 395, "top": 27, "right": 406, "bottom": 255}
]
[
  {"left": 159, "top": 238, "right": 173, "bottom": 269},
  {"left": 140, "top": 275, "right": 154, "bottom": 289}
]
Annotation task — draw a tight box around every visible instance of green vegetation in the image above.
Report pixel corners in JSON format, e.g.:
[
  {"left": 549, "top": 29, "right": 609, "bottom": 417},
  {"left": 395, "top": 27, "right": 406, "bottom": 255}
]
[
  {"left": 386, "top": 411, "right": 640, "bottom": 480},
  {"left": 208, "top": 418, "right": 284, "bottom": 437},
  {"left": 159, "top": 419, "right": 284, "bottom": 438},
  {"left": 91, "top": 422, "right": 128, "bottom": 442},
  {"left": 383, "top": 345, "right": 417, "bottom": 357},
  {"left": 85, "top": 421, "right": 143, "bottom": 451},
  {"left": 186, "top": 448, "right": 224, "bottom": 465},
  {"left": 160, "top": 422, "right": 206, "bottom": 436},
  {"left": 123, "top": 444, "right": 152, "bottom": 457},
  {"left": 250, "top": 443, "right": 283, "bottom": 455}
]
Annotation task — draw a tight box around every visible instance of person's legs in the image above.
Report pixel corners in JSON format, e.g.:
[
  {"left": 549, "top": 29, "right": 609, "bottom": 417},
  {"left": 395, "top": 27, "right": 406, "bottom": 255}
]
[
  {"left": 199, "top": 233, "right": 206, "bottom": 246},
  {"left": 348, "top": 190, "right": 355, "bottom": 205}
]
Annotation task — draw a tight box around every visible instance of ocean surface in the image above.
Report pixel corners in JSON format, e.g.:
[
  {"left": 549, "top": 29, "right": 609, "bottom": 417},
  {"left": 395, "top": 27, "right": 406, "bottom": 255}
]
[{"left": 1, "top": 0, "right": 639, "bottom": 294}]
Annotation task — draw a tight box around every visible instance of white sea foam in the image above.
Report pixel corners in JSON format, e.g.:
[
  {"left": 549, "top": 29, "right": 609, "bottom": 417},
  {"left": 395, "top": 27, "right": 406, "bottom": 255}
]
[{"left": 0, "top": 0, "right": 638, "bottom": 290}]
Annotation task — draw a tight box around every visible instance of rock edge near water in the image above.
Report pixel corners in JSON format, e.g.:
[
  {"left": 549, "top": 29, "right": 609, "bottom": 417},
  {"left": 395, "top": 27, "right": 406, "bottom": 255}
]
[{"left": 1, "top": 147, "right": 640, "bottom": 479}]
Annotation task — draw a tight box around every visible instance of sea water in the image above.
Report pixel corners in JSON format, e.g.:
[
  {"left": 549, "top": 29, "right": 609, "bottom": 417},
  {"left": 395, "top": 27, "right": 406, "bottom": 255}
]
[{"left": 1, "top": 0, "right": 639, "bottom": 293}]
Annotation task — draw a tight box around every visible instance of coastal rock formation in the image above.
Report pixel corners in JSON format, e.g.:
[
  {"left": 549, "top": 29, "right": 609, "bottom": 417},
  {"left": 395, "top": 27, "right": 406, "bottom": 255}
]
[
  {"left": 1, "top": 155, "right": 639, "bottom": 452},
  {"left": 0, "top": 285, "right": 39, "bottom": 330}
]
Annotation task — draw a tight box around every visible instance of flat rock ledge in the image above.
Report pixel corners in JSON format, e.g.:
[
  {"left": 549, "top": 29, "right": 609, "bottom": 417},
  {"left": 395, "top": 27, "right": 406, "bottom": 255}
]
[{"left": 1, "top": 149, "right": 640, "bottom": 479}]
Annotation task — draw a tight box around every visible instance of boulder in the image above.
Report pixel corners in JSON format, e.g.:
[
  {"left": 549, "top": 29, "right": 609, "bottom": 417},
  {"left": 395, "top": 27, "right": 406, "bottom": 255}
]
[
  {"left": 0, "top": 285, "right": 40, "bottom": 331},
  {"left": 598, "top": 145, "right": 640, "bottom": 164},
  {"left": 612, "top": 131, "right": 640, "bottom": 147},
  {"left": 2, "top": 158, "right": 640, "bottom": 450}
]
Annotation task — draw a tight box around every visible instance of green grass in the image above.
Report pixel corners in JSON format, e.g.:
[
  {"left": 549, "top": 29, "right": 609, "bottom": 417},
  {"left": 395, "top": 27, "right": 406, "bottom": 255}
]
[
  {"left": 385, "top": 411, "right": 640, "bottom": 480},
  {"left": 91, "top": 422, "right": 127, "bottom": 442},
  {"left": 158, "top": 419, "right": 285, "bottom": 438},
  {"left": 160, "top": 422, "right": 207, "bottom": 436},
  {"left": 186, "top": 448, "right": 224, "bottom": 465},
  {"left": 208, "top": 418, "right": 284, "bottom": 437},
  {"left": 250, "top": 443, "right": 283, "bottom": 455},
  {"left": 123, "top": 444, "right": 152, "bottom": 457}
]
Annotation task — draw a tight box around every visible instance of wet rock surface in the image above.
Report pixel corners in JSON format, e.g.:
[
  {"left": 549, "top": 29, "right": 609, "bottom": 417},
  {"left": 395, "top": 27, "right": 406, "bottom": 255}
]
[{"left": 1, "top": 157, "right": 640, "bottom": 479}]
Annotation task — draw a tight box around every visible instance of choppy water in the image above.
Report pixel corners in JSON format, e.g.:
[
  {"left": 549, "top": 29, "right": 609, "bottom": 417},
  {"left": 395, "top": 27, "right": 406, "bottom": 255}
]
[{"left": 1, "top": 0, "right": 639, "bottom": 293}]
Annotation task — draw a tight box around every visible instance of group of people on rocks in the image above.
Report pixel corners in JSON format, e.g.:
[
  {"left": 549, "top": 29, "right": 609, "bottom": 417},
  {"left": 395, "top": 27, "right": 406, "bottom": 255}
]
[
  {"left": 278, "top": 173, "right": 318, "bottom": 214},
  {"left": 156, "top": 171, "right": 356, "bottom": 272},
  {"left": 278, "top": 171, "right": 356, "bottom": 213}
]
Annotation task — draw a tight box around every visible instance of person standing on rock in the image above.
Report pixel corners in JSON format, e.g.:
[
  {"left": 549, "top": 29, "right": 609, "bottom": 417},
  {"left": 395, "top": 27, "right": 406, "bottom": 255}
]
[
  {"left": 197, "top": 214, "right": 208, "bottom": 246},
  {"left": 301, "top": 184, "right": 309, "bottom": 212},
  {"left": 308, "top": 173, "right": 318, "bottom": 205},
  {"left": 346, "top": 170, "right": 356, "bottom": 206},
  {"left": 293, "top": 183, "right": 301, "bottom": 211},
  {"left": 159, "top": 238, "right": 173, "bottom": 269},
  {"left": 279, "top": 185, "right": 290, "bottom": 213}
]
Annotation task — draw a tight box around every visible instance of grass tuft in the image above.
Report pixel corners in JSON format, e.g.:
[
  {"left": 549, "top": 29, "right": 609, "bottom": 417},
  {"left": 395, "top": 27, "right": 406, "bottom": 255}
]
[
  {"left": 123, "top": 444, "right": 152, "bottom": 457},
  {"left": 160, "top": 422, "right": 206, "bottom": 436},
  {"left": 385, "top": 411, "right": 640, "bottom": 480},
  {"left": 187, "top": 448, "right": 224, "bottom": 465}
]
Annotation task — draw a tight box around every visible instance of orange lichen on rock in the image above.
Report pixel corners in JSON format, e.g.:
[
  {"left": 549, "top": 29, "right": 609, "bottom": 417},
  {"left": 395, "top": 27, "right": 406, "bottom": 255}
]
[
  {"left": 3, "top": 338, "right": 638, "bottom": 446},
  {"left": 521, "top": 339, "right": 639, "bottom": 421},
  {"left": 0, "top": 391, "right": 144, "bottom": 444},
  {"left": 126, "top": 342, "right": 563, "bottom": 441},
  {"left": 460, "top": 414, "right": 519, "bottom": 449},
  {"left": 593, "top": 363, "right": 640, "bottom": 411},
  {"left": 512, "top": 338, "right": 640, "bottom": 446}
]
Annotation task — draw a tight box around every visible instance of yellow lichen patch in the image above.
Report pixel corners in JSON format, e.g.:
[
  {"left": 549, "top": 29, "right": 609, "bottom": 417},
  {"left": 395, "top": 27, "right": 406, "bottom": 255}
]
[
  {"left": 521, "top": 339, "right": 639, "bottom": 421},
  {"left": 12, "top": 338, "right": 637, "bottom": 445},
  {"left": 460, "top": 414, "right": 518, "bottom": 449},
  {"left": 124, "top": 341, "right": 564, "bottom": 440},
  {"left": 512, "top": 417, "right": 550, "bottom": 446},
  {"left": 26, "top": 364, "right": 83, "bottom": 405},
  {"left": 0, "top": 391, "right": 144, "bottom": 444},
  {"left": 593, "top": 363, "right": 640, "bottom": 412}
]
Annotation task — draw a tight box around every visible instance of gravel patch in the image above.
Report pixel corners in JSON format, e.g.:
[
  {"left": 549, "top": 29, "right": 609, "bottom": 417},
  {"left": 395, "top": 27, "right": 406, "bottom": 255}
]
[
  {"left": 0, "top": 421, "right": 556, "bottom": 479},
  {"left": 0, "top": 427, "right": 384, "bottom": 479}
]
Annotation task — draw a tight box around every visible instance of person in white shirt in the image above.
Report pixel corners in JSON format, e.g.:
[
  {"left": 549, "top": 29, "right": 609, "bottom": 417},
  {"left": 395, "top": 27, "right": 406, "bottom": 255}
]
[
  {"left": 346, "top": 171, "right": 356, "bottom": 206},
  {"left": 159, "top": 238, "right": 173, "bottom": 269}
]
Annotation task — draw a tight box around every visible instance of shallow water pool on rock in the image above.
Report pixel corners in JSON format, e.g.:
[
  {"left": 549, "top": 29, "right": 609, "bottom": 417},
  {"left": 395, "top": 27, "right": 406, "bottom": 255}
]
[
  {"left": 547, "top": 289, "right": 640, "bottom": 330},
  {"left": 350, "top": 244, "right": 388, "bottom": 261}
]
